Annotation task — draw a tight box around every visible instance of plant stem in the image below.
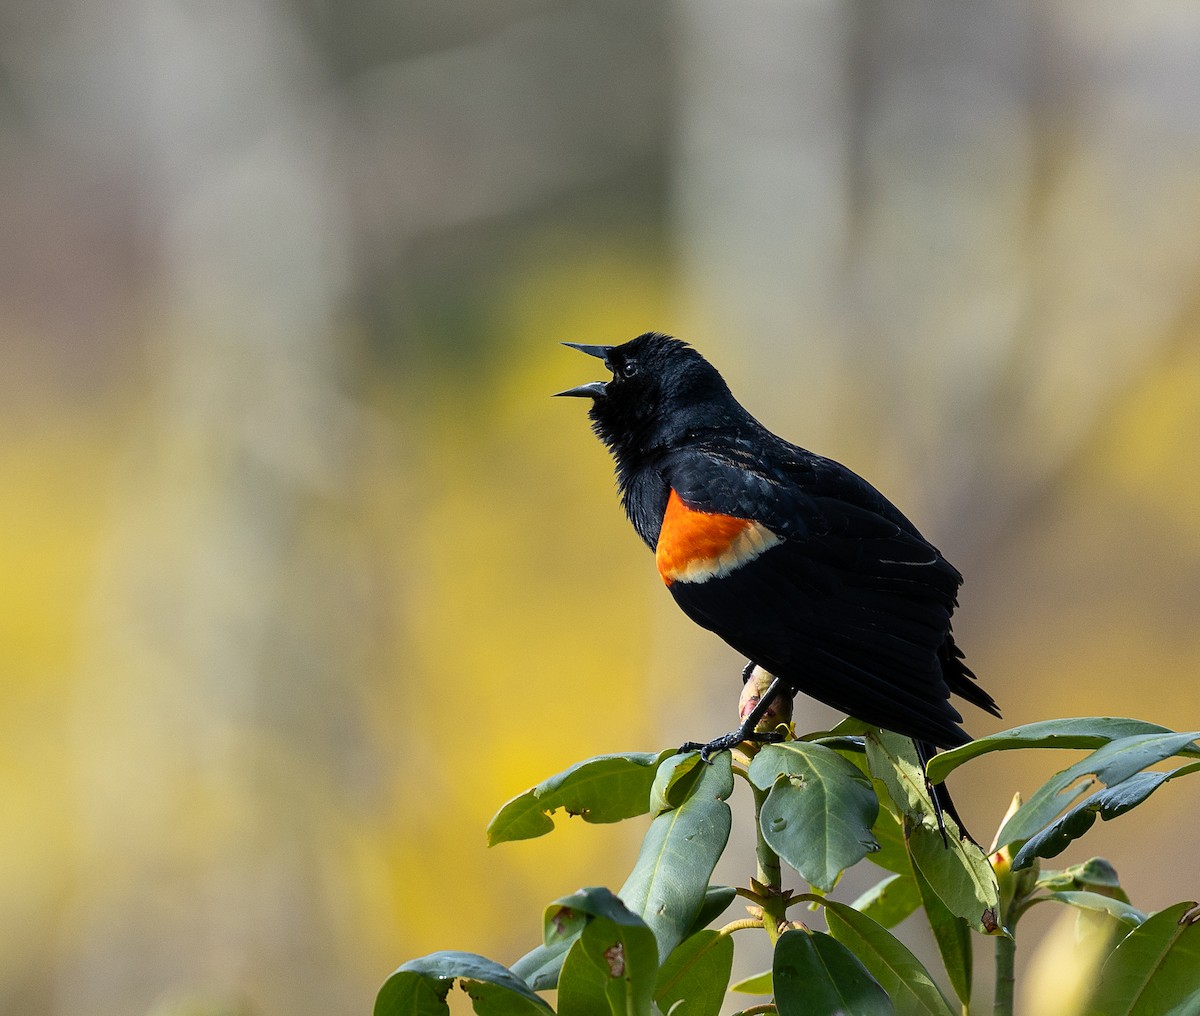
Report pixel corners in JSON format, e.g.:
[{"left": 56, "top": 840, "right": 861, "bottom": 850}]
[
  {"left": 994, "top": 932, "right": 1016, "bottom": 1016},
  {"left": 718, "top": 918, "right": 764, "bottom": 936},
  {"left": 752, "top": 784, "right": 781, "bottom": 890},
  {"left": 751, "top": 782, "right": 788, "bottom": 943}
]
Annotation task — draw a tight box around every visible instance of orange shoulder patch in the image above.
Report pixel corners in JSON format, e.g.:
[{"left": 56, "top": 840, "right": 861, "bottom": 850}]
[{"left": 656, "top": 489, "right": 782, "bottom": 586}]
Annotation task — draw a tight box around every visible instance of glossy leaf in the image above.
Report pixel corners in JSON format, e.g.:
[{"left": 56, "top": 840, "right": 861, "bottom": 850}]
[
  {"left": 649, "top": 751, "right": 704, "bottom": 817},
  {"left": 729, "top": 969, "right": 773, "bottom": 994},
  {"left": 375, "top": 970, "right": 452, "bottom": 1016},
  {"left": 773, "top": 929, "right": 894, "bottom": 1016},
  {"left": 910, "top": 861, "right": 972, "bottom": 1006},
  {"left": 684, "top": 885, "right": 737, "bottom": 938},
  {"left": 545, "top": 887, "right": 653, "bottom": 942},
  {"left": 1036, "top": 857, "right": 1126, "bottom": 896},
  {"left": 925, "top": 718, "right": 1197, "bottom": 784},
  {"left": 822, "top": 898, "right": 956, "bottom": 1016},
  {"left": 997, "top": 770, "right": 1096, "bottom": 849},
  {"left": 1013, "top": 769, "right": 1176, "bottom": 870},
  {"left": 516, "top": 885, "right": 656, "bottom": 992},
  {"left": 619, "top": 752, "right": 734, "bottom": 962},
  {"left": 907, "top": 818, "right": 1000, "bottom": 934},
  {"left": 865, "top": 796, "right": 911, "bottom": 877},
  {"left": 749, "top": 741, "right": 879, "bottom": 891},
  {"left": 850, "top": 873, "right": 923, "bottom": 929},
  {"left": 1087, "top": 901, "right": 1200, "bottom": 1016},
  {"left": 999, "top": 733, "right": 1200, "bottom": 847},
  {"left": 865, "top": 730, "right": 999, "bottom": 933},
  {"left": 653, "top": 929, "right": 734, "bottom": 1016},
  {"left": 865, "top": 730, "right": 931, "bottom": 819},
  {"left": 376, "top": 952, "right": 553, "bottom": 1016},
  {"left": 557, "top": 907, "right": 659, "bottom": 1016},
  {"left": 509, "top": 938, "right": 572, "bottom": 993},
  {"left": 1033, "top": 891, "right": 1146, "bottom": 928},
  {"left": 488, "top": 751, "right": 672, "bottom": 845}
]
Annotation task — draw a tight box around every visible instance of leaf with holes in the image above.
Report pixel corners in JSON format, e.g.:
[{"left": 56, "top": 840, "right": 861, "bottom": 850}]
[
  {"left": 554, "top": 892, "right": 659, "bottom": 1016},
  {"left": 488, "top": 751, "right": 674, "bottom": 845},
  {"left": 376, "top": 951, "right": 553, "bottom": 1016},
  {"left": 619, "top": 752, "right": 734, "bottom": 963},
  {"left": 748, "top": 741, "right": 879, "bottom": 891}
]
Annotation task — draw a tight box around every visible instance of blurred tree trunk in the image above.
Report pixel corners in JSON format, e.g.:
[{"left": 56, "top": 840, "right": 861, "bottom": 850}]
[{"left": 65, "top": 2, "right": 370, "bottom": 1013}]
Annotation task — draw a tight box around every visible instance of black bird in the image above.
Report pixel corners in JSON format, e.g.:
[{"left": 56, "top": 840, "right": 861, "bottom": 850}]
[{"left": 556, "top": 332, "right": 1000, "bottom": 834}]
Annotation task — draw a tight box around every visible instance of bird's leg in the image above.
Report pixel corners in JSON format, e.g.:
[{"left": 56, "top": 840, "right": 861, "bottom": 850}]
[{"left": 680, "top": 675, "right": 789, "bottom": 761}]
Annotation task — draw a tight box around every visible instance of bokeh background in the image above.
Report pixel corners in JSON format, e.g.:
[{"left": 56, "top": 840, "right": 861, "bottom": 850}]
[{"left": 3, "top": 1, "right": 1200, "bottom": 1013}]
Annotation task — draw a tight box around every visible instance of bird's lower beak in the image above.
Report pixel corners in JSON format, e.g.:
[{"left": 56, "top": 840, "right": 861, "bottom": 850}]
[{"left": 554, "top": 342, "right": 614, "bottom": 398}]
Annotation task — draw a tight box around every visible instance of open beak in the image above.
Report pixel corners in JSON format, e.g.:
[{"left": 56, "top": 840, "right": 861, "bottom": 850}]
[{"left": 554, "top": 342, "right": 614, "bottom": 398}]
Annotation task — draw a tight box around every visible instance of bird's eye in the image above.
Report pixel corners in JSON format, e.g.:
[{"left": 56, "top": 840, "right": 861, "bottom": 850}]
[{"left": 619, "top": 360, "right": 638, "bottom": 379}]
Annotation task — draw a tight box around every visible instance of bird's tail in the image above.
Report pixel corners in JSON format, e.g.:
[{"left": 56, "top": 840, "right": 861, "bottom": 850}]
[{"left": 940, "top": 633, "right": 1001, "bottom": 719}]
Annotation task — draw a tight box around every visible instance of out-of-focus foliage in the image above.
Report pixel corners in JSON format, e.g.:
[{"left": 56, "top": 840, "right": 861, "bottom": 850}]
[{"left": 1, "top": 0, "right": 1199, "bottom": 1014}]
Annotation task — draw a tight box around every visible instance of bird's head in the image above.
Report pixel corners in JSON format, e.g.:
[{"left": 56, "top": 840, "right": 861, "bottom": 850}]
[{"left": 555, "top": 332, "right": 738, "bottom": 465}]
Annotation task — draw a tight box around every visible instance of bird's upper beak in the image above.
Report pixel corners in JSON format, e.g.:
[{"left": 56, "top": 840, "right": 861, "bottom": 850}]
[{"left": 554, "top": 342, "right": 613, "bottom": 398}]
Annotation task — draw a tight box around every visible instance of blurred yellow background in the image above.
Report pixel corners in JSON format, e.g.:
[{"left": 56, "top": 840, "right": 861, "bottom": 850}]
[{"left": 2, "top": 2, "right": 1199, "bottom": 1014}]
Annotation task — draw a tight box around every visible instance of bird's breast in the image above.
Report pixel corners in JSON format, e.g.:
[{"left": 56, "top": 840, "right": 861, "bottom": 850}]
[{"left": 655, "top": 489, "right": 782, "bottom": 586}]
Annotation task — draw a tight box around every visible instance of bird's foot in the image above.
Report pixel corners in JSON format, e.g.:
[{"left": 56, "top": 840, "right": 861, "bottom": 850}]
[{"left": 679, "top": 726, "right": 786, "bottom": 763}]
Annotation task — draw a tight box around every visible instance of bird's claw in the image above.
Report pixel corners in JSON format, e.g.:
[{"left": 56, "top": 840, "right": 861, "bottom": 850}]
[{"left": 678, "top": 727, "right": 787, "bottom": 763}]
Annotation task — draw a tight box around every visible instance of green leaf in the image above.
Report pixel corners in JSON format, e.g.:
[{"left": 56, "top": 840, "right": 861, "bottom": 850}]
[
  {"left": 1086, "top": 901, "right": 1200, "bottom": 1016},
  {"left": 546, "top": 887, "right": 654, "bottom": 941},
  {"left": 1000, "top": 733, "right": 1200, "bottom": 848},
  {"left": 1160, "top": 990, "right": 1200, "bottom": 1016},
  {"left": 1036, "top": 856, "right": 1127, "bottom": 898},
  {"left": 907, "top": 818, "right": 1000, "bottom": 934},
  {"left": 619, "top": 753, "right": 734, "bottom": 963},
  {"left": 1032, "top": 891, "right": 1147, "bottom": 928},
  {"left": 865, "top": 730, "right": 999, "bottom": 934},
  {"left": 865, "top": 730, "right": 932, "bottom": 819},
  {"left": 376, "top": 952, "right": 553, "bottom": 1016},
  {"left": 653, "top": 930, "right": 733, "bottom": 1016},
  {"left": 729, "top": 969, "right": 772, "bottom": 994},
  {"left": 773, "top": 929, "right": 894, "bottom": 1016},
  {"left": 517, "top": 885, "right": 657, "bottom": 993},
  {"left": 1013, "top": 769, "right": 1176, "bottom": 870},
  {"left": 910, "top": 861, "right": 972, "bottom": 1006},
  {"left": 375, "top": 969, "right": 452, "bottom": 1016},
  {"left": 865, "top": 796, "right": 911, "bottom": 877},
  {"left": 509, "top": 939, "right": 572, "bottom": 993},
  {"left": 684, "top": 885, "right": 737, "bottom": 937},
  {"left": 850, "top": 873, "right": 923, "bottom": 930},
  {"left": 925, "top": 718, "right": 1200, "bottom": 784},
  {"left": 649, "top": 752, "right": 705, "bottom": 817},
  {"left": 997, "top": 771, "right": 1097, "bottom": 848},
  {"left": 487, "top": 751, "right": 673, "bottom": 845},
  {"left": 748, "top": 741, "right": 880, "bottom": 891},
  {"left": 821, "top": 898, "right": 956, "bottom": 1016},
  {"left": 557, "top": 908, "right": 660, "bottom": 1016}
]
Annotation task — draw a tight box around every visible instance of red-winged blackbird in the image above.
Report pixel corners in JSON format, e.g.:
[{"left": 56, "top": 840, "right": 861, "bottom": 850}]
[{"left": 557, "top": 332, "right": 1000, "bottom": 834}]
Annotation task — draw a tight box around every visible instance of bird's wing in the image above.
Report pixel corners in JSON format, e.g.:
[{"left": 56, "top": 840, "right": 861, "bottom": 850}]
[
  {"left": 659, "top": 446, "right": 972, "bottom": 746},
  {"left": 663, "top": 444, "right": 962, "bottom": 605}
]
